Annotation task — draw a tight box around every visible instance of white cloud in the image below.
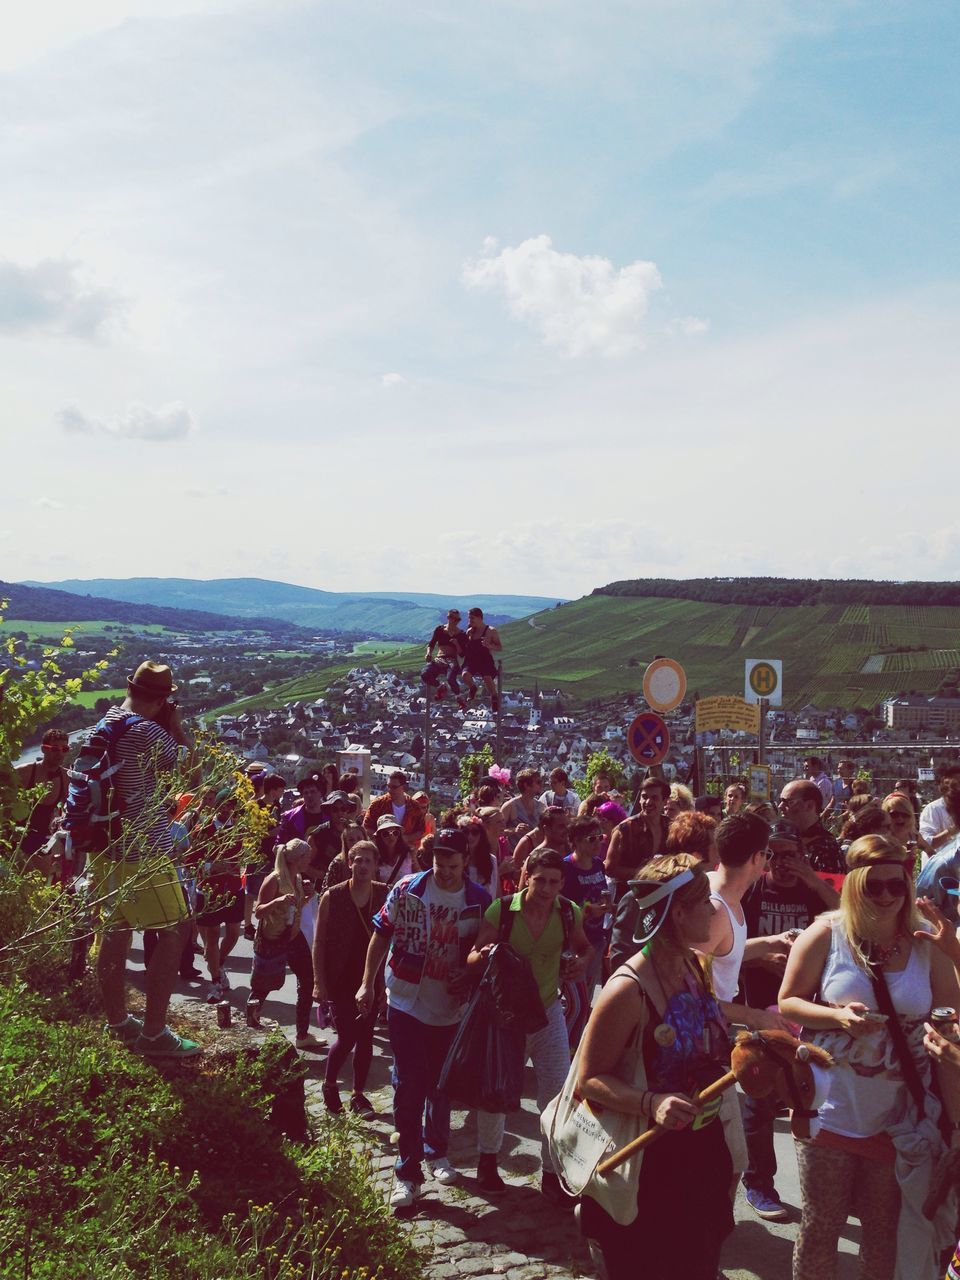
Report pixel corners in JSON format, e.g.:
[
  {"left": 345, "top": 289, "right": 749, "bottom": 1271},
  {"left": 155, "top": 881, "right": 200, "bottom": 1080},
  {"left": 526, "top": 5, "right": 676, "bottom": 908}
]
[
  {"left": 669, "top": 316, "right": 710, "bottom": 337},
  {"left": 58, "top": 401, "right": 194, "bottom": 441},
  {"left": 462, "top": 235, "right": 663, "bottom": 357},
  {"left": 381, "top": 372, "right": 409, "bottom": 389},
  {"left": 34, "top": 497, "right": 64, "bottom": 509},
  {"left": 0, "top": 258, "right": 122, "bottom": 338}
]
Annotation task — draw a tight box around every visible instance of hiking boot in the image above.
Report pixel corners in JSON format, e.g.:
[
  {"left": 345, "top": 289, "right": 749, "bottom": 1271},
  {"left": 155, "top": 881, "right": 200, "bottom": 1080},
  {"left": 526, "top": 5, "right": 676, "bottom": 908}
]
[
  {"left": 390, "top": 1179, "right": 421, "bottom": 1212},
  {"left": 178, "top": 967, "right": 203, "bottom": 982},
  {"left": 132, "top": 1027, "right": 202, "bottom": 1058},
  {"left": 323, "top": 1084, "right": 343, "bottom": 1114},
  {"left": 476, "top": 1153, "right": 506, "bottom": 1193},
  {"left": 243, "top": 924, "right": 256, "bottom": 942},
  {"left": 744, "top": 1186, "right": 788, "bottom": 1221},
  {"left": 106, "top": 1015, "right": 143, "bottom": 1047},
  {"left": 349, "top": 1093, "right": 376, "bottom": 1119}
]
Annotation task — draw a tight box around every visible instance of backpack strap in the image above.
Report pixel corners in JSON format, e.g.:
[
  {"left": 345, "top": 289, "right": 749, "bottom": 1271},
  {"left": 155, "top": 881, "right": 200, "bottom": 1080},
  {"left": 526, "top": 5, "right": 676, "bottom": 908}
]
[
  {"left": 558, "top": 895, "right": 575, "bottom": 949},
  {"left": 498, "top": 893, "right": 519, "bottom": 945}
]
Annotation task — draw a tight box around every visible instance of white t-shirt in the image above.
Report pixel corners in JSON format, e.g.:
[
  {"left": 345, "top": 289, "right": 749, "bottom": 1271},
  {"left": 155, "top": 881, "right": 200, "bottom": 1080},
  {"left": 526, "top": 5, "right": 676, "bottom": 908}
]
[
  {"left": 920, "top": 797, "right": 952, "bottom": 843},
  {"left": 410, "top": 878, "right": 468, "bottom": 1026},
  {"left": 392, "top": 801, "right": 407, "bottom": 824}
]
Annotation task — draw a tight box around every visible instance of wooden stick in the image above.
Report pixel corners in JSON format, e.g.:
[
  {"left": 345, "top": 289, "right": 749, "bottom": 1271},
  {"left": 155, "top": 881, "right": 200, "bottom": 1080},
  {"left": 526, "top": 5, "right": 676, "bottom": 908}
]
[{"left": 596, "top": 1069, "right": 737, "bottom": 1176}]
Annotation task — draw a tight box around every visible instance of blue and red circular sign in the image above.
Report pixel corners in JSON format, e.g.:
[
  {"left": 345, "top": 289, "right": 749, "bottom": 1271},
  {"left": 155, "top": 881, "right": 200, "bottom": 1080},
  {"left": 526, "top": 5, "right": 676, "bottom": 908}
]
[{"left": 627, "top": 712, "right": 670, "bottom": 766}]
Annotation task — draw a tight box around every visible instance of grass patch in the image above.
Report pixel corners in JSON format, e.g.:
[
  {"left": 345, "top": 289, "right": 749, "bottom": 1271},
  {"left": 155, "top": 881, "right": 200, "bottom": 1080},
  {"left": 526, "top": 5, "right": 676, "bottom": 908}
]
[
  {"left": 0, "top": 981, "right": 424, "bottom": 1280},
  {"left": 2, "top": 618, "right": 175, "bottom": 639},
  {"left": 67, "top": 686, "right": 127, "bottom": 707}
]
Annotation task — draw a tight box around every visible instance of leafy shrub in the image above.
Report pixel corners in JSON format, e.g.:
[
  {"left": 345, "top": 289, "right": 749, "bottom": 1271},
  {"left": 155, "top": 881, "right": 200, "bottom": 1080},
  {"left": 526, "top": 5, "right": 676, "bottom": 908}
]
[{"left": 0, "top": 987, "right": 422, "bottom": 1280}]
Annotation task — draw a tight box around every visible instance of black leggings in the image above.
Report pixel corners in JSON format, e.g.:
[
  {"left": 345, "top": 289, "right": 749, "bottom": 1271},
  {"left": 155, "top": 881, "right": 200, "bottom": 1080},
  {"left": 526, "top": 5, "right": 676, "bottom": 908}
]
[
  {"left": 324, "top": 996, "right": 376, "bottom": 1093},
  {"left": 251, "top": 930, "right": 315, "bottom": 1037}
]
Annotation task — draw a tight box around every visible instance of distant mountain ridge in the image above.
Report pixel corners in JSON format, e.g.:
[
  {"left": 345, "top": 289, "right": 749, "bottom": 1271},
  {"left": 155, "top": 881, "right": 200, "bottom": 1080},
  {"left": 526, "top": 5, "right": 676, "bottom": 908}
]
[
  {"left": 597, "top": 576, "right": 960, "bottom": 606},
  {"left": 25, "top": 578, "right": 560, "bottom": 640},
  {"left": 1, "top": 580, "right": 308, "bottom": 635}
]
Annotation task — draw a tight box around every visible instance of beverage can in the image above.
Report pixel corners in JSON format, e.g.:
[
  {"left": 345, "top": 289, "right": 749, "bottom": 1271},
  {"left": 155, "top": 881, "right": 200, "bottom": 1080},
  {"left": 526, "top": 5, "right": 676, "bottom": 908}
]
[
  {"left": 932, "top": 1007, "right": 960, "bottom": 1043},
  {"left": 217, "top": 999, "right": 232, "bottom": 1029}
]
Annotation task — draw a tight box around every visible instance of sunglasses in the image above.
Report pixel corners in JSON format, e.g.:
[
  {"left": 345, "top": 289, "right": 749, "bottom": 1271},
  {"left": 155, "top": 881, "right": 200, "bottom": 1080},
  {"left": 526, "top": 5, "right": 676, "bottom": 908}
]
[{"left": 863, "top": 876, "right": 908, "bottom": 900}]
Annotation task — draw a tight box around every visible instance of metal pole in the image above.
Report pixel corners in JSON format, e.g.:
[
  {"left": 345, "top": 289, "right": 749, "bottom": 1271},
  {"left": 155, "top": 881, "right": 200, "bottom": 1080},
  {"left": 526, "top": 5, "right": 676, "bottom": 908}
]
[
  {"left": 758, "top": 697, "right": 768, "bottom": 766},
  {"left": 423, "top": 694, "right": 432, "bottom": 792},
  {"left": 495, "top": 661, "right": 503, "bottom": 765}
]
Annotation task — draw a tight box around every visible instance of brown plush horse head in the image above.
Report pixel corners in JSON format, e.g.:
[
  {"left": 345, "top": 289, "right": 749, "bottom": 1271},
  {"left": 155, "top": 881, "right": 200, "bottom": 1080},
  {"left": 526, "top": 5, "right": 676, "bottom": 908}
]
[{"left": 731, "top": 1029, "right": 834, "bottom": 1139}]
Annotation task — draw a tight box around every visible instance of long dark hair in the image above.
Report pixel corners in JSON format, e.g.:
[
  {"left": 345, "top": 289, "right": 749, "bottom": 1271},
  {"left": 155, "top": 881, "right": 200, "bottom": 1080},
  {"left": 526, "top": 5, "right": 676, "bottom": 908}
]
[{"left": 459, "top": 817, "right": 493, "bottom": 884}]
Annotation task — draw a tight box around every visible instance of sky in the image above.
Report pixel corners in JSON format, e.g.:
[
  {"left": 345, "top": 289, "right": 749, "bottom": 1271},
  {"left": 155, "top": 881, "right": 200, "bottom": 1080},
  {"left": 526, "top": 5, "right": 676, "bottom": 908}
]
[{"left": 2, "top": 0, "right": 959, "bottom": 601}]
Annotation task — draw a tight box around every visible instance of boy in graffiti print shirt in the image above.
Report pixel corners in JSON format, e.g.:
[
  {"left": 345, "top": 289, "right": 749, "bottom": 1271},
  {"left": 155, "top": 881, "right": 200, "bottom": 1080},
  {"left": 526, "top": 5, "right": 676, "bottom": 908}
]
[
  {"left": 357, "top": 829, "right": 491, "bottom": 1211},
  {"left": 739, "top": 824, "right": 839, "bottom": 1222}
]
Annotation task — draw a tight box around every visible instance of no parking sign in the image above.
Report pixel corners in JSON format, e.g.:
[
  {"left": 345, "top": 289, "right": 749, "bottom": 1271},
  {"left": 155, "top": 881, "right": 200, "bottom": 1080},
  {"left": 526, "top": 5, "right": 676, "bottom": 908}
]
[{"left": 627, "top": 712, "right": 670, "bottom": 766}]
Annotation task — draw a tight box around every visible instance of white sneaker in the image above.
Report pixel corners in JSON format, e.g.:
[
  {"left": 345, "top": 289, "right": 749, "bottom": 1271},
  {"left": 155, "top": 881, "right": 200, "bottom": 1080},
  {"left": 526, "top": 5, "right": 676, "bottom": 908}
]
[
  {"left": 390, "top": 1179, "right": 421, "bottom": 1210},
  {"left": 206, "top": 982, "right": 221, "bottom": 1004},
  {"left": 429, "top": 1157, "right": 458, "bottom": 1186}
]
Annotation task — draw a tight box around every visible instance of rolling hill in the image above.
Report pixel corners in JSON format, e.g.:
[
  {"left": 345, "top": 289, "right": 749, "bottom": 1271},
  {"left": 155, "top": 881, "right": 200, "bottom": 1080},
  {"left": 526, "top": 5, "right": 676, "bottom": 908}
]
[
  {"left": 202, "top": 591, "right": 960, "bottom": 715},
  {"left": 26, "top": 578, "right": 559, "bottom": 640},
  {"left": 0, "top": 580, "right": 307, "bottom": 638}
]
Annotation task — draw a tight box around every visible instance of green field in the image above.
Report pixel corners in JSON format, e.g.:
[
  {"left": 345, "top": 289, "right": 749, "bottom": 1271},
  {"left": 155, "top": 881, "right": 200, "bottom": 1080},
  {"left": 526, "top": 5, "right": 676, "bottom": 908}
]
[
  {"left": 2, "top": 618, "right": 175, "bottom": 640},
  {"left": 68, "top": 687, "right": 127, "bottom": 707},
  {"left": 94, "top": 594, "right": 960, "bottom": 721},
  {"left": 350, "top": 640, "right": 408, "bottom": 657}
]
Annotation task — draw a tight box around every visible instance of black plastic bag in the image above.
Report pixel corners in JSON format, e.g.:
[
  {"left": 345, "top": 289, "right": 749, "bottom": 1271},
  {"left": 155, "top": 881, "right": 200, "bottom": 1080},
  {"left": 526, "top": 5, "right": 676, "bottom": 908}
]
[
  {"left": 438, "top": 981, "right": 526, "bottom": 1113},
  {"left": 487, "top": 939, "right": 548, "bottom": 1034}
]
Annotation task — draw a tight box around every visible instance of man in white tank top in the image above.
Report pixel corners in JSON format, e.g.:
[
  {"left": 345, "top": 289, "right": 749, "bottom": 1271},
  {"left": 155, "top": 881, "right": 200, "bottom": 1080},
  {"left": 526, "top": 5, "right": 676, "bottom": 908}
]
[{"left": 698, "top": 811, "right": 797, "bottom": 1196}]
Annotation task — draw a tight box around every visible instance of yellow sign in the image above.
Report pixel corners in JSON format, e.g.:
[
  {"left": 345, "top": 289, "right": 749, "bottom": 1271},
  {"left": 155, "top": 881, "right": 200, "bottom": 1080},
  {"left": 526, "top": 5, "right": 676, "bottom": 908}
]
[
  {"left": 748, "top": 764, "right": 771, "bottom": 801},
  {"left": 695, "top": 696, "right": 761, "bottom": 735}
]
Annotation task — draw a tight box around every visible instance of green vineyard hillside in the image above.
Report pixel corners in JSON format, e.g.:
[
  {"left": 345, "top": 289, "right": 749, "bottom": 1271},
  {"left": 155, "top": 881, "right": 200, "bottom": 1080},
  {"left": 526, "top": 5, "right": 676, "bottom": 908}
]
[{"left": 205, "top": 594, "right": 960, "bottom": 716}]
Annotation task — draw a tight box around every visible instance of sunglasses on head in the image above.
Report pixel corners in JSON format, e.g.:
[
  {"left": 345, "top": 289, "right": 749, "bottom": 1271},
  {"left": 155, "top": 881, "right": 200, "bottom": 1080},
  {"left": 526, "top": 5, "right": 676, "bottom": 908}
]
[{"left": 863, "top": 875, "right": 908, "bottom": 900}]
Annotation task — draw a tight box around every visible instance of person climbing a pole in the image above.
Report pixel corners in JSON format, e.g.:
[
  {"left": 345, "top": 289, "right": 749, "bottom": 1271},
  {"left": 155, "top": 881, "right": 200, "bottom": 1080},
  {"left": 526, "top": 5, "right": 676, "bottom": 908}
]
[{"left": 463, "top": 608, "right": 502, "bottom": 712}]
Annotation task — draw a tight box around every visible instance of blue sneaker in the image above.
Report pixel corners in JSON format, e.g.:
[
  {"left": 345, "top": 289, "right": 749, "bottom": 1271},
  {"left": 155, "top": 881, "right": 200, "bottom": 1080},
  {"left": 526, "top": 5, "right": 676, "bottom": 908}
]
[{"left": 744, "top": 1185, "right": 788, "bottom": 1221}]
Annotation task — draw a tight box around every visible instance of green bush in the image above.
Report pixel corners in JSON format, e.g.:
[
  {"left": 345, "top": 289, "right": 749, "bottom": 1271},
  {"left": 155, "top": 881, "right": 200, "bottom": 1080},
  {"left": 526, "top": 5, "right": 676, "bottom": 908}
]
[{"left": 0, "top": 986, "right": 423, "bottom": 1280}]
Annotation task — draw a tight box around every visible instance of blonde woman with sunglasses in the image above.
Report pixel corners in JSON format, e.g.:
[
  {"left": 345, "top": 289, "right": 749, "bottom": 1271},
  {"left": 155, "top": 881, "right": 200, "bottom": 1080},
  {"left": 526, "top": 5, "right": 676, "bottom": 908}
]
[
  {"left": 882, "top": 792, "right": 936, "bottom": 869},
  {"left": 780, "top": 834, "right": 960, "bottom": 1280}
]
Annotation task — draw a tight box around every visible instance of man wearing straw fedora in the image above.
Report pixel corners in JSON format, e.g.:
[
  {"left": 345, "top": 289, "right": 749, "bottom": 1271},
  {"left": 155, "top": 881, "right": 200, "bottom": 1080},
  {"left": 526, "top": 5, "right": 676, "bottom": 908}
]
[{"left": 94, "top": 661, "right": 200, "bottom": 1057}]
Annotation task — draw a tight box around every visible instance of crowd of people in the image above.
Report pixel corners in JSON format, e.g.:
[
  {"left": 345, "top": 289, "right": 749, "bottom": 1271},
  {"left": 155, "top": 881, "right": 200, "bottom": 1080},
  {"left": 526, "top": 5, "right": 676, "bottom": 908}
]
[{"left": 14, "top": 663, "right": 960, "bottom": 1279}]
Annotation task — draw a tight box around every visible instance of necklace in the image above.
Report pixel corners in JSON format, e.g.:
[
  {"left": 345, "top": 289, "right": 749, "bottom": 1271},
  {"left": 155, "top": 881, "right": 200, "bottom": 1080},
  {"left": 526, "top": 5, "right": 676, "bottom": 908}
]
[{"left": 864, "top": 934, "right": 904, "bottom": 965}]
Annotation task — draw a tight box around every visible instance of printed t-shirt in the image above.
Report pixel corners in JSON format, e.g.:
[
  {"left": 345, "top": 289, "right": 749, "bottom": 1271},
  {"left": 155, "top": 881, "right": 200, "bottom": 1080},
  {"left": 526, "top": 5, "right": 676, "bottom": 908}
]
[
  {"left": 483, "top": 893, "right": 582, "bottom": 1011},
  {"left": 410, "top": 878, "right": 468, "bottom": 1026},
  {"left": 742, "top": 874, "right": 826, "bottom": 1009},
  {"left": 561, "top": 854, "right": 606, "bottom": 945}
]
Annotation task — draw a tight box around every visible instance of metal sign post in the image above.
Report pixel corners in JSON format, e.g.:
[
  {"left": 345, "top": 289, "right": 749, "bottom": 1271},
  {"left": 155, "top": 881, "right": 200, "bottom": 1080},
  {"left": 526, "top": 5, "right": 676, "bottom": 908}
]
[
  {"left": 423, "top": 695, "right": 432, "bottom": 792},
  {"left": 757, "top": 697, "right": 768, "bottom": 766},
  {"left": 495, "top": 660, "right": 503, "bottom": 766}
]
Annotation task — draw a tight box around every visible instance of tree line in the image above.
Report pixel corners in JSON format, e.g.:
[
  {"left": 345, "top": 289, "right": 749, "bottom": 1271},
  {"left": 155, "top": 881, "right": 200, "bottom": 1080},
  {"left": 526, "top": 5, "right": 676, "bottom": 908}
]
[{"left": 594, "top": 577, "right": 960, "bottom": 608}]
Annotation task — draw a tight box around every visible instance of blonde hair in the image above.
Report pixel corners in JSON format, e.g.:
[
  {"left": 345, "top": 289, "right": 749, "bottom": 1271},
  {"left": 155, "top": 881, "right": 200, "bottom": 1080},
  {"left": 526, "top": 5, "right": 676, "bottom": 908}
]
[
  {"left": 275, "top": 839, "right": 309, "bottom": 905},
  {"left": 840, "top": 834, "right": 920, "bottom": 969},
  {"left": 668, "top": 783, "right": 695, "bottom": 812}
]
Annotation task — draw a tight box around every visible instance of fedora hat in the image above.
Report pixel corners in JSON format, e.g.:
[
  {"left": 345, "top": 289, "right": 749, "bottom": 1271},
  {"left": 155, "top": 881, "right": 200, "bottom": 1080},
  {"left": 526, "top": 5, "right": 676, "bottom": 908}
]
[{"left": 127, "top": 661, "right": 178, "bottom": 697}]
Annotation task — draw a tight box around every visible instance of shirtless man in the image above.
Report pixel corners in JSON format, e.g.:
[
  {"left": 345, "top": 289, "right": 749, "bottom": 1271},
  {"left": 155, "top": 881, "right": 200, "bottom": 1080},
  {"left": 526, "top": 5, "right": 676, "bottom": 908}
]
[
  {"left": 423, "top": 610, "right": 468, "bottom": 707},
  {"left": 463, "top": 608, "right": 502, "bottom": 712}
]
